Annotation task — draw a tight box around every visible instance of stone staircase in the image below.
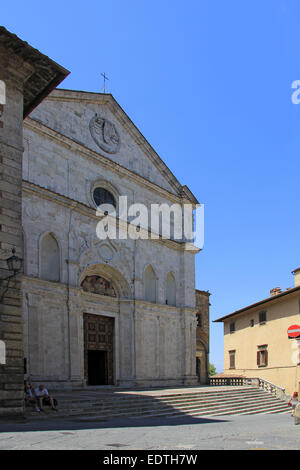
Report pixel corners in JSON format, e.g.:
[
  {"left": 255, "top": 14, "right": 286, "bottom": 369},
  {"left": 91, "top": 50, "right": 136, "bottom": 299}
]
[{"left": 25, "top": 385, "right": 290, "bottom": 421}]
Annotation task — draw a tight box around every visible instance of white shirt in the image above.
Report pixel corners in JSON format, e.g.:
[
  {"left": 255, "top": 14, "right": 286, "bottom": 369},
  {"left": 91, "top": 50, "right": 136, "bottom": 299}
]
[{"left": 34, "top": 387, "right": 49, "bottom": 397}]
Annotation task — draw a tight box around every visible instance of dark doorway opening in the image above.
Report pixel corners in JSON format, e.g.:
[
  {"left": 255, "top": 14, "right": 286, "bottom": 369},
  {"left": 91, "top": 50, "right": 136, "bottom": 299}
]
[
  {"left": 87, "top": 350, "right": 108, "bottom": 385},
  {"left": 196, "top": 357, "right": 201, "bottom": 383}
]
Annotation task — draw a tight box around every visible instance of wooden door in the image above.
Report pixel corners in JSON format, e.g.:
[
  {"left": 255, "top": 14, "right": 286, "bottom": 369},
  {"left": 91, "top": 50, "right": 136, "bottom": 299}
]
[{"left": 84, "top": 313, "right": 114, "bottom": 385}]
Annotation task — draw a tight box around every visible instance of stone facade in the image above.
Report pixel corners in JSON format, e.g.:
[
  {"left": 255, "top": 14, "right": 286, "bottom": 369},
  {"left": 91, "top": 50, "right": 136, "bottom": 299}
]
[
  {"left": 195, "top": 290, "right": 210, "bottom": 384},
  {"left": 22, "top": 89, "right": 199, "bottom": 389},
  {"left": 0, "top": 27, "right": 68, "bottom": 415}
]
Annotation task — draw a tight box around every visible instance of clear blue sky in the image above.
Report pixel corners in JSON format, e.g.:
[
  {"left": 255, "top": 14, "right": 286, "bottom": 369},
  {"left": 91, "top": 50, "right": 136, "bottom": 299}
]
[{"left": 3, "top": 0, "right": 300, "bottom": 372}]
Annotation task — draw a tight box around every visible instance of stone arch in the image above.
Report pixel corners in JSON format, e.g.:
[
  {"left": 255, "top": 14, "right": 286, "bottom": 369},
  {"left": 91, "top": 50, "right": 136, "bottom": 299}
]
[
  {"left": 39, "top": 232, "right": 60, "bottom": 282},
  {"left": 166, "top": 271, "right": 176, "bottom": 306},
  {"left": 79, "top": 263, "right": 131, "bottom": 299},
  {"left": 144, "top": 264, "right": 157, "bottom": 303},
  {"left": 196, "top": 336, "right": 209, "bottom": 384}
]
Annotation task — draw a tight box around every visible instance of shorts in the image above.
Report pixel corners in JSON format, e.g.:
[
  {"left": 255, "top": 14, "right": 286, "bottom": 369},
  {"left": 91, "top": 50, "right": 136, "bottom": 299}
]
[{"left": 40, "top": 396, "right": 58, "bottom": 407}]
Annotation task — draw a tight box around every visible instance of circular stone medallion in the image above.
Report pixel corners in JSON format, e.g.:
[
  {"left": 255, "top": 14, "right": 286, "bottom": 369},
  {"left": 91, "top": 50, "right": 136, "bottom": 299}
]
[{"left": 89, "top": 114, "right": 120, "bottom": 154}]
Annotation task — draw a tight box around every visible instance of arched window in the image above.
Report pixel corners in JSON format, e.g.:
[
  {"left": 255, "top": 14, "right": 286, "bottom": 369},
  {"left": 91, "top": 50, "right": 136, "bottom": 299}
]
[
  {"left": 166, "top": 272, "right": 176, "bottom": 306},
  {"left": 144, "top": 265, "right": 157, "bottom": 303},
  {"left": 40, "top": 233, "right": 60, "bottom": 282}
]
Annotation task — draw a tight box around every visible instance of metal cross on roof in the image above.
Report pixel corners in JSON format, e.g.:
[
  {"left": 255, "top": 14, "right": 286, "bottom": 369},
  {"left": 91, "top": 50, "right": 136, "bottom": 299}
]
[{"left": 101, "top": 72, "right": 109, "bottom": 93}]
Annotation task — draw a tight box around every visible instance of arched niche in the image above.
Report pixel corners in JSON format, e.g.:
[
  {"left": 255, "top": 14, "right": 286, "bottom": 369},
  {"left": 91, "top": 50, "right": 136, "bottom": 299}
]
[
  {"left": 39, "top": 232, "right": 60, "bottom": 282},
  {"left": 166, "top": 272, "right": 176, "bottom": 306},
  {"left": 144, "top": 265, "right": 157, "bottom": 303}
]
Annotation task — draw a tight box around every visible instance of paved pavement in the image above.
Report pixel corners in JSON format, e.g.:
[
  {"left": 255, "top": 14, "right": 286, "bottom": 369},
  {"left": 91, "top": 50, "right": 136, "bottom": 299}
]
[{"left": 0, "top": 412, "right": 299, "bottom": 450}]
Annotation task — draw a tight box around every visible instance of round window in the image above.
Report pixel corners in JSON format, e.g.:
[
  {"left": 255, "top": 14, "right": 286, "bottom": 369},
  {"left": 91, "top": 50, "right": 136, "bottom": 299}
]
[{"left": 93, "top": 187, "right": 116, "bottom": 209}]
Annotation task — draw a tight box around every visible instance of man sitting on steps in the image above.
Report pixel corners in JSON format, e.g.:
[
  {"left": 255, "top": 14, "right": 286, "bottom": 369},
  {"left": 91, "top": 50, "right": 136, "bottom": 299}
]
[{"left": 34, "top": 384, "right": 58, "bottom": 412}]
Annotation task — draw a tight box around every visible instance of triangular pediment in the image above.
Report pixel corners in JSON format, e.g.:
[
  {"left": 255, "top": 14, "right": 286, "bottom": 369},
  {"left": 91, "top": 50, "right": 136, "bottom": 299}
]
[{"left": 28, "top": 89, "right": 197, "bottom": 201}]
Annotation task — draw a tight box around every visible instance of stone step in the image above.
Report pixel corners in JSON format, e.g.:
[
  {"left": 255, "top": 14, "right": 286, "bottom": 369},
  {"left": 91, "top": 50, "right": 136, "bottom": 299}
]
[
  {"left": 124, "top": 400, "right": 289, "bottom": 420},
  {"left": 64, "top": 400, "right": 289, "bottom": 422},
  {"left": 53, "top": 393, "right": 285, "bottom": 415},
  {"left": 25, "top": 386, "right": 289, "bottom": 421},
  {"left": 53, "top": 385, "right": 253, "bottom": 398},
  {"left": 53, "top": 389, "right": 271, "bottom": 406},
  {"left": 54, "top": 385, "right": 257, "bottom": 397},
  {"left": 53, "top": 394, "right": 283, "bottom": 414},
  {"left": 26, "top": 394, "right": 289, "bottom": 421}
]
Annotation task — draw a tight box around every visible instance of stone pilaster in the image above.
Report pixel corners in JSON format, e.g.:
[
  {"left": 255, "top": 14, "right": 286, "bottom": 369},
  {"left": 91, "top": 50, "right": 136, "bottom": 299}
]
[{"left": 0, "top": 62, "right": 25, "bottom": 415}]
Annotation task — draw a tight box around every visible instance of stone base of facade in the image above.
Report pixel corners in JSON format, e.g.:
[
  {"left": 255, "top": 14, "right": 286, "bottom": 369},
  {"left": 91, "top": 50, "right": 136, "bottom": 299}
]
[
  {"left": 182, "top": 375, "right": 199, "bottom": 386},
  {"left": 0, "top": 406, "right": 24, "bottom": 417}
]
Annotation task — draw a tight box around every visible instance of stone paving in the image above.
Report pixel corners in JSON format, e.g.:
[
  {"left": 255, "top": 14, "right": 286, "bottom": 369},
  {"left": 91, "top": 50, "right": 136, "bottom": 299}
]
[{"left": 0, "top": 412, "right": 299, "bottom": 450}]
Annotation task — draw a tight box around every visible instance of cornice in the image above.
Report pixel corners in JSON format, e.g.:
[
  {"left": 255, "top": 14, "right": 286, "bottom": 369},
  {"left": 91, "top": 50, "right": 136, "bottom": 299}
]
[
  {"left": 22, "top": 180, "right": 195, "bottom": 252},
  {"left": 22, "top": 276, "right": 197, "bottom": 311}
]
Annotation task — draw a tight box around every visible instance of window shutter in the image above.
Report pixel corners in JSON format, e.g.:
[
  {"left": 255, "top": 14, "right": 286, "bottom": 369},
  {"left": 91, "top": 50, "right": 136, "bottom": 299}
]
[
  {"left": 257, "top": 351, "right": 260, "bottom": 366},
  {"left": 264, "top": 350, "right": 268, "bottom": 366}
]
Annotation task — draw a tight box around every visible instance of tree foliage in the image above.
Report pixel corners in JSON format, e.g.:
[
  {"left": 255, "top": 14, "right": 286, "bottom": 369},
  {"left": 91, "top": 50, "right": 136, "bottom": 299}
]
[{"left": 209, "top": 363, "right": 216, "bottom": 376}]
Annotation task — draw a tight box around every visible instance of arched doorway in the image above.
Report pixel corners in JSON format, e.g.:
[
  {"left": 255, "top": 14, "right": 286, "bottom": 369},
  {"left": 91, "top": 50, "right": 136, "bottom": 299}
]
[{"left": 80, "top": 264, "right": 131, "bottom": 386}]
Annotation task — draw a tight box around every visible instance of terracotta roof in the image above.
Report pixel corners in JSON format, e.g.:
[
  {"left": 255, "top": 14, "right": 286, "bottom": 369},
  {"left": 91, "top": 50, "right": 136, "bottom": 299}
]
[
  {"left": 211, "top": 372, "right": 246, "bottom": 378},
  {"left": 214, "top": 284, "right": 300, "bottom": 323},
  {"left": 0, "top": 26, "right": 69, "bottom": 117}
]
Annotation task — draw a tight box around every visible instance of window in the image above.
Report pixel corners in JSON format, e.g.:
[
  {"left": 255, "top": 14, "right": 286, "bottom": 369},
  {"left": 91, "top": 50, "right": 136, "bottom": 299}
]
[
  {"left": 230, "top": 322, "right": 235, "bottom": 333},
  {"left": 197, "top": 314, "right": 202, "bottom": 328},
  {"left": 259, "top": 311, "right": 267, "bottom": 324},
  {"left": 40, "top": 233, "right": 60, "bottom": 282},
  {"left": 229, "top": 350, "right": 236, "bottom": 369},
  {"left": 250, "top": 319, "right": 254, "bottom": 327},
  {"left": 166, "top": 272, "right": 176, "bottom": 306},
  {"left": 93, "top": 187, "right": 116, "bottom": 209},
  {"left": 144, "top": 265, "right": 157, "bottom": 303},
  {"left": 257, "top": 345, "right": 268, "bottom": 367}
]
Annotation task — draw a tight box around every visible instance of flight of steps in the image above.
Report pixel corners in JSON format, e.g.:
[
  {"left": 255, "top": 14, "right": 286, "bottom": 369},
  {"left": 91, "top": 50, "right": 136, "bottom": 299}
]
[{"left": 25, "top": 386, "right": 290, "bottom": 421}]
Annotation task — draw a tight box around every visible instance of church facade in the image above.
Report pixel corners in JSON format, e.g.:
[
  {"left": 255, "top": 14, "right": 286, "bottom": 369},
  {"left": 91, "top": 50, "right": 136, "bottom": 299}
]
[{"left": 22, "top": 89, "right": 199, "bottom": 389}]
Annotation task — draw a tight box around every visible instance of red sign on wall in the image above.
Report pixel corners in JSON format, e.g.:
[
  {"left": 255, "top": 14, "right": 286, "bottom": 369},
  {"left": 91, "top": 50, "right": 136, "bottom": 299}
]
[{"left": 287, "top": 325, "right": 300, "bottom": 339}]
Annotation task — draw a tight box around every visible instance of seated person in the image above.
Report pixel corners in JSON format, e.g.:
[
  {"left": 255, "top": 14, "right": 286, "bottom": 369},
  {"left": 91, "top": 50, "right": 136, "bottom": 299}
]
[
  {"left": 34, "top": 384, "right": 58, "bottom": 411},
  {"left": 24, "top": 381, "right": 40, "bottom": 412}
]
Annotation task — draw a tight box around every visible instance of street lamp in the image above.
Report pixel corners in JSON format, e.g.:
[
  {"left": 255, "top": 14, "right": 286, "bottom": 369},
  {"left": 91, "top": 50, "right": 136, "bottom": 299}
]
[
  {"left": 6, "top": 248, "right": 23, "bottom": 274},
  {"left": 0, "top": 248, "right": 23, "bottom": 302}
]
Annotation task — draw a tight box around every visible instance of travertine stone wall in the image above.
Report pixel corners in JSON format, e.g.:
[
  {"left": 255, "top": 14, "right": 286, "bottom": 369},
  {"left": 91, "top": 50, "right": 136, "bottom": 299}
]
[
  {"left": 0, "top": 48, "right": 27, "bottom": 416},
  {"left": 22, "top": 90, "right": 199, "bottom": 388}
]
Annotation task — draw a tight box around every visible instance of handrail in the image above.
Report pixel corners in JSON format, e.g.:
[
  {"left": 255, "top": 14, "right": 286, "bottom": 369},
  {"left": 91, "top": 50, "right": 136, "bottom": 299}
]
[
  {"left": 209, "top": 376, "right": 287, "bottom": 401},
  {"left": 257, "top": 377, "right": 286, "bottom": 400}
]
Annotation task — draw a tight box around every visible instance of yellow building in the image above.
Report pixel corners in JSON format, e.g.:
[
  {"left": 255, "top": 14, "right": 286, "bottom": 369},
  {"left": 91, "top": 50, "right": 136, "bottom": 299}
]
[{"left": 215, "top": 269, "right": 300, "bottom": 395}]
